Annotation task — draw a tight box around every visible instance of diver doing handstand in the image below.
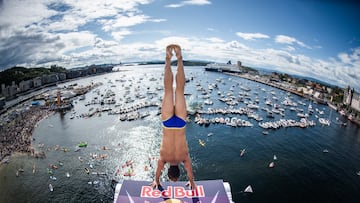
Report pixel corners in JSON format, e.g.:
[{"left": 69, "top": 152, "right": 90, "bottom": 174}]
[{"left": 151, "top": 44, "right": 196, "bottom": 190}]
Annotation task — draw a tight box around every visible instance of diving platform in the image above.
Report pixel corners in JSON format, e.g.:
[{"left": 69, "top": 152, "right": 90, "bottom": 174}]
[{"left": 114, "top": 179, "right": 234, "bottom": 203}]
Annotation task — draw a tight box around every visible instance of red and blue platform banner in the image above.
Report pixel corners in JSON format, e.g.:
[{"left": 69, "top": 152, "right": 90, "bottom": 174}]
[{"left": 114, "top": 179, "right": 232, "bottom": 203}]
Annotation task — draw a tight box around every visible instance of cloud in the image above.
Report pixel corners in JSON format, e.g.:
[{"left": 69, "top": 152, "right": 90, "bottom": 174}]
[
  {"left": 0, "top": 0, "right": 156, "bottom": 69},
  {"left": 236, "top": 32, "right": 270, "bottom": 40},
  {"left": 0, "top": 28, "right": 63, "bottom": 68},
  {"left": 102, "top": 14, "right": 149, "bottom": 31},
  {"left": 0, "top": 0, "right": 359, "bottom": 91},
  {"left": 206, "top": 37, "right": 225, "bottom": 43},
  {"left": 275, "top": 35, "right": 311, "bottom": 49},
  {"left": 166, "top": 0, "right": 211, "bottom": 8},
  {"left": 0, "top": 0, "right": 57, "bottom": 30},
  {"left": 285, "top": 46, "right": 296, "bottom": 52},
  {"left": 111, "top": 29, "right": 132, "bottom": 41},
  {"left": 338, "top": 48, "right": 360, "bottom": 65}
]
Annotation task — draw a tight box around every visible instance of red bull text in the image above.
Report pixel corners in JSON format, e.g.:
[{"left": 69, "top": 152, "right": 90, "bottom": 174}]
[{"left": 141, "top": 185, "right": 205, "bottom": 199}]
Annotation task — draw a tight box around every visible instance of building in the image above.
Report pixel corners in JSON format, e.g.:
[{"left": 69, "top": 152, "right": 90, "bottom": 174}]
[
  {"left": 343, "top": 86, "right": 360, "bottom": 112},
  {"left": 237, "top": 61, "right": 242, "bottom": 68},
  {"left": 0, "top": 97, "right": 5, "bottom": 109},
  {"left": 19, "top": 80, "right": 32, "bottom": 92},
  {"left": 1, "top": 82, "right": 18, "bottom": 99},
  {"left": 343, "top": 86, "right": 353, "bottom": 105},
  {"left": 33, "top": 77, "right": 42, "bottom": 87},
  {"left": 350, "top": 91, "right": 360, "bottom": 112}
]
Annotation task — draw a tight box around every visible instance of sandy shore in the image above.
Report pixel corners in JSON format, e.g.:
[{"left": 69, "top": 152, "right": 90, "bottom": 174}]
[{"left": 0, "top": 106, "right": 54, "bottom": 164}]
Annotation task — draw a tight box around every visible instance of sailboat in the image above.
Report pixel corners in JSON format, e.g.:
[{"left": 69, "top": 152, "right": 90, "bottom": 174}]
[
  {"left": 273, "top": 155, "right": 277, "bottom": 160},
  {"left": 244, "top": 185, "right": 253, "bottom": 193}
]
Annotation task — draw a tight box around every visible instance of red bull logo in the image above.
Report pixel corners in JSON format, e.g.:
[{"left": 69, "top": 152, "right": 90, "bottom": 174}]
[
  {"left": 115, "top": 180, "right": 231, "bottom": 203},
  {"left": 141, "top": 185, "right": 205, "bottom": 199}
]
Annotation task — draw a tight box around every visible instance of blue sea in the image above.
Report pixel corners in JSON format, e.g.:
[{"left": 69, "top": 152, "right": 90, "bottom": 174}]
[{"left": 1, "top": 65, "right": 360, "bottom": 203}]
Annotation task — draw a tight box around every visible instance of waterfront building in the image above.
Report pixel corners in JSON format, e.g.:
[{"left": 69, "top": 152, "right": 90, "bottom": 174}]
[
  {"left": 33, "top": 77, "right": 42, "bottom": 87},
  {"left": 237, "top": 61, "right": 242, "bottom": 68},
  {"left": 350, "top": 91, "right": 360, "bottom": 112},
  {"left": 343, "top": 86, "right": 353, "bottom": 105},
  {"left": 0, "top": 97, "right": 5, "bottom": 109},
  {"left": 0, "top": 81, "right": 18, "bottom": 99},
  {"left": 19, "top": 80, "right": 32, "bottom": 92},
  {"left": 41, "top": 73, "right": 60, "bottom": 84},
  {"left": 343, "top": 86, "right": 360, "bottom": 113}
]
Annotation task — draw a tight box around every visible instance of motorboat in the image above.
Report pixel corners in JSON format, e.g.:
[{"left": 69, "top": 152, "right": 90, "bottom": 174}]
[{"left": 240, "top": 148, "right": 246, "bottom": 157}]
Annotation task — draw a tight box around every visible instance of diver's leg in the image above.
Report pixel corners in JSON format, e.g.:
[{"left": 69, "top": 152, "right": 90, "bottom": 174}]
[
  {"left": 173, "top": 45, "right": 187, "bottom": 120},
  {"left": 161, "top": 45, "right": 174, "bottom": 120}
]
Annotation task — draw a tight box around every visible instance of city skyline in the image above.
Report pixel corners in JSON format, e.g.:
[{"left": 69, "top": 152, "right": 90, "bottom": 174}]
[{"left": 0, "top": 0, "right": 359, "bottom": 91}]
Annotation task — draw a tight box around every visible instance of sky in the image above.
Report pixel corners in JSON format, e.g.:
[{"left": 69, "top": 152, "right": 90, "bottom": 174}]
[{"left": 0, "top": 0, "right": 359, "bottom": 91}]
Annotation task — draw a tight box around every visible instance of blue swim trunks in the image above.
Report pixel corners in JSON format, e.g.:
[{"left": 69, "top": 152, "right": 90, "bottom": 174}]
[{"left": 162, "top": 115, "right": 186, "bottom": 129}]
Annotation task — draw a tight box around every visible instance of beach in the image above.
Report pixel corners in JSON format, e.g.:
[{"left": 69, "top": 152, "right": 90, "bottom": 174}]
[{"left": 0, "top": 106, "right": 53, "bottom": 164}]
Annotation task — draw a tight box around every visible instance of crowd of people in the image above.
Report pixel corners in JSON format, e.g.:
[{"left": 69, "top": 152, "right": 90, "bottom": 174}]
[{"left": 0, "top": 106, "right": 53, "bottom": 163}]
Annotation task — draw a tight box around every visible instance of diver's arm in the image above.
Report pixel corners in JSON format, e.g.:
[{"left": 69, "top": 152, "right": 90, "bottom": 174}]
[
  {"left": 184, "top": 156, "right": 196, "bottom": 189},
  {"left": 151, "top": 158, "right": 165, "bottom": 188}
]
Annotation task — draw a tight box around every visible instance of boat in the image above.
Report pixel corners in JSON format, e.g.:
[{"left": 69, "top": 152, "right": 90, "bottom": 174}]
[
  {"left": 357, "top": 171, "right": 360, "bottom": 176},
  {"left": 126, "top": 160, "right": 134, "bottom": 167},
  {"left": 84, "top": 167, "right": 90, "bottom": 174},
  {"left": 66, "top": 172, "right": 70, "bottom": 178},
  {"left": 198, "top": 139, "right": 206, "bottom": 147},
  {"left": 240, "top": 148, "right": 246, "bottom": 157},
  {"left": 269, "top": 162, "right": 275, "bottom": 168},
  {"left": 78, "top": 142, "right": 88, "bottom": 147},
  {"left": 124, "top": 169, "right": 135, "bottom": 177},
  {"left": 319, "top": 118, "right": 330, "bottom": 126},
  {"left": 273, "top": 155, "right": 277, "bottom": 160},
  {"left": 32, "top": 163, "right": 36, "bottom": 175},
  {"left": 323, "top": 149, "right": 329, "bottom": 153},
  {"left": 49, "top": 184, "right": 54, "bottom": 192},
  {"left": 244, "top": 185, "right": 253, "bottom": 193},
  {"left": 262, "top": 130, "right": 269, "bottom": 135}
]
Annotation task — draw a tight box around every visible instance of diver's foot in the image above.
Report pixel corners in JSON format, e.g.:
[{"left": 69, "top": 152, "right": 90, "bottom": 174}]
[
  {"left": 173, "top": 45, "right": 182, "bottom": 60},
  {"left": 166, "top": 45, "right": 174, "bottom": 60}
]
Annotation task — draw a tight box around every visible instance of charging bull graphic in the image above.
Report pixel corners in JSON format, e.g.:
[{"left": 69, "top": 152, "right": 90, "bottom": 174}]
[{"left": 115, "top": 180, "right": 231, "bottom": 203}]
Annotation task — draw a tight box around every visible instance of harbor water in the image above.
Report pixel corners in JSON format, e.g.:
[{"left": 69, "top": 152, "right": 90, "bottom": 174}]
[{"left": 1, "top": 65, "right": 360, "bottom": 203}]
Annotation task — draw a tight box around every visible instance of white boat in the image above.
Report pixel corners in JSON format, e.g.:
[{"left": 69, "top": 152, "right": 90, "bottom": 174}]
[
  {"left": 49, "top": 183, "right": 54, "bottom": 192},
  {"left": 198, "top": 139, "right": 205, "bottom": 147},
  {"left": 269, "top": 162, "right": 275, "bottom": 168},
  {"left": 204, "top": 99, "right": 213, "bottom": 105},
  {"left": 273, "top": 155, "right": 277, "bottom": 160},
  {"left": 319, "top": 118, "right": 330, "bottom": 126},
  {"left": 244, "top": 185, "right": 253, "bottom": 193},
  {"left": 240, "top": 148, "right": 246, "bottom": 157}
]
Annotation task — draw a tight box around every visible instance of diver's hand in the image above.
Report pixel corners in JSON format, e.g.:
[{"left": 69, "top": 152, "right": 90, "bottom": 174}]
[
  {"left": 150, "top": 180, "right": 161, "bottom": 189},
  {"left": 186, "top": 180, "right": 196, "bottom": 190}
]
